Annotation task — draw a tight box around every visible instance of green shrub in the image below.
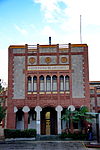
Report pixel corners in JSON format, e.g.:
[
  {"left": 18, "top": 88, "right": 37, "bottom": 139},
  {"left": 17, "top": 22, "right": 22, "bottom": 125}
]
[
  {"left": 4, "top": 129, "right": 36, "bottom": 138},
  {"left": 60, "top": 132, "right": 68, "bottom": 138},
  {"left": 4, "top": 129, "right": 21, "bottom": 138},
  {"left": 21, "top": 129, "right": 37, "bottom": 138},
  {"left": 60, "top": 132, "right": 87, "bottom": 140}
]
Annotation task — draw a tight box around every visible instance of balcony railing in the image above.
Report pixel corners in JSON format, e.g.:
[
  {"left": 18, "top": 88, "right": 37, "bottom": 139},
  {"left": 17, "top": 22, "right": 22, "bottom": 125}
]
[
  {"left": 27, "top": 45, "right": 37, "bottom": 53},
  {"left": 59, "top": 44, "right": 69, "bottom": 53}
]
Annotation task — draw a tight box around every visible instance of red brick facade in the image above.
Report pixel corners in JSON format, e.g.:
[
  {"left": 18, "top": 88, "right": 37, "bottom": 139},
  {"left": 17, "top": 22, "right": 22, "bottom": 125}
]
[{"left": 7, "top": 43, "right": 90, "bottom": 134}]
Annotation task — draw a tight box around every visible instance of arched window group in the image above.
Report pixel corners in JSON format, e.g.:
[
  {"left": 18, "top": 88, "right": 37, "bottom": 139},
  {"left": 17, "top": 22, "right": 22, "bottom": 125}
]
[
  {"left": 60, "top": 76, "right": 70, "bottom": 91},
  {"left": 40, "top": 76, "right": 44, "bottom": 91},
  {"left": 28, "top": 76, "right": 37, "bottom": 92},
  {"left": 46, "top": 76, "right": 51, "bottom": 91},
  {"left": 52, "top": 76, "right": 57, "bottom": 91},
  {"left": 27, "top": 75, "right": 70, "bottom": 92}
]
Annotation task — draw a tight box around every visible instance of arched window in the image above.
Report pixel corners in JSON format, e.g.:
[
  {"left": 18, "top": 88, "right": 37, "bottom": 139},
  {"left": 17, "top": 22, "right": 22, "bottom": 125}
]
[
  {"left": 33, "top": 76, "right": 37, "bottom": 92},
  {"left": 60, "top": 75, "right": 64, "bottom": 91},
  {"left": 40, "top": 75, "right": 44, "bottom": 91},
  {"left": 65, "top": 76, "right": 70, "bottom": 91},
  {"left": 46, "top": 76, "right": 51, "bottom": 91},
  {"left": 52, "top": 75, "right": 57, "bottom": 91},
  {"left": 28, "top": 76, "right": 32, "bottom": 92}
]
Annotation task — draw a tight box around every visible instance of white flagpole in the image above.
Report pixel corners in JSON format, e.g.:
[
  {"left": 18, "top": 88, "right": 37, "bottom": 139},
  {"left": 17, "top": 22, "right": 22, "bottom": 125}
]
[{"left": 80, "top": 15, "right": 82, "bottom": 43}]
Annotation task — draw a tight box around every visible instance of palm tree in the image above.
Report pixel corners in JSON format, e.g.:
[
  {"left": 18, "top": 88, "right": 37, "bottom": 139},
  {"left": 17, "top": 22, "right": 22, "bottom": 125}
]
[{"left": 61, "top": 106, "right": 93, "bottom": 133}]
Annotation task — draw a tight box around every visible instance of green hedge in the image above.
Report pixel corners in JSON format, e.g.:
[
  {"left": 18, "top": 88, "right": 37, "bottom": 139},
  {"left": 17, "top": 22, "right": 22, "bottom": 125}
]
[
  {"left": 60, "top": 132, "right": 87, "bottom": 140},
  {"left": 4, "top": 129, "right": 37, "bottom": 138}
]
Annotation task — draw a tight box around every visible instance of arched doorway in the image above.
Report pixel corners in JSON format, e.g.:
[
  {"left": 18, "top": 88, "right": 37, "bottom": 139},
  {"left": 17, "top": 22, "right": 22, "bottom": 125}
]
[
  {"left": 16, "top": 108, "right": 24, "bottom": 130},
  {"left": 41, "top": 107, "right": 57, "bottom": 135}
]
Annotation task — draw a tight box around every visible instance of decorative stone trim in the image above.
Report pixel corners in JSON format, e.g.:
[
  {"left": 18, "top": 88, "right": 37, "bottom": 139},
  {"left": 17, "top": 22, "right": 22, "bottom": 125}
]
[
  {"left": 29, "top": 57, "right": 35, "bottom": 64},
  {"left": 61, "top": 57, "right": 68, "bottom": 63},
  {"left": 22, "top": 106, "right": 30, "bottom": 113},
  {"left": 14, "top": 106, "right": 18, "bottom": 113},
  {"left": 45, "top": 57, "right": 51, "bottom": 64}
]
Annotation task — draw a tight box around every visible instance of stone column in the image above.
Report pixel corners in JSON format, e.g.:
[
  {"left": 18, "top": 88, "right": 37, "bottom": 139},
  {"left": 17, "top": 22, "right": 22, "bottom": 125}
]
[
  {"left": 35, "top": 106, "right": 42, "bottom": 135},
  {"left": 22, "top": 106, "right": 30, "bottom": 129},
  {"left": 51, "top": 76, "right": 52, "bottom": 91},
  {"left": 14, "top": 106, "right": 18, "bottom": 129},
  {"left": 64, "top": 76, "right": 65, "bottom": 91},
  {"left": 55, "top": 105, "right": 63, "bottom": 134},
  {"left": 44, "top": 76, "right": 46, "bottom": 91},
  {"left": 31, "top": 76, "right": 33, "bottom": 91}
]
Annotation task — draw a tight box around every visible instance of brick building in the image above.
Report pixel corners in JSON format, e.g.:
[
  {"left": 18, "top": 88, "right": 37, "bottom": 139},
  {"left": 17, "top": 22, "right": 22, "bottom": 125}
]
[
  {"left": 90, "top": 81, "right": 100, "bottom": 138},
  {"left": 7, "top": 42, "right": 90, "bottom": 135},
  {"left": 90, "top": 81, "right": 100, "bottom": 113}
]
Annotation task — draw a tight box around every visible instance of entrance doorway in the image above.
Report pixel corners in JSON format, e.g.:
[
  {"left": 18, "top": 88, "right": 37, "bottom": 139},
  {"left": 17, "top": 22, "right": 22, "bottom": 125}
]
[{"left": 41, "top": 107, "right": 57, "bottom": 135}]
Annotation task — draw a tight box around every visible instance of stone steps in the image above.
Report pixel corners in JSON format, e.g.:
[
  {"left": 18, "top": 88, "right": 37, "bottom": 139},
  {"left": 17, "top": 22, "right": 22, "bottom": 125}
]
[{"left": 36, "top": 135, "right": 60, "bottom": 141}]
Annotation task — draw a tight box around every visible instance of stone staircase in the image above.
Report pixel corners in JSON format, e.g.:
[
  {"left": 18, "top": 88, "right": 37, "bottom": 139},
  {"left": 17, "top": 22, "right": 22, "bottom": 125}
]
[{"left": 36, "top": 135, "right": 60, "bottom": 141}]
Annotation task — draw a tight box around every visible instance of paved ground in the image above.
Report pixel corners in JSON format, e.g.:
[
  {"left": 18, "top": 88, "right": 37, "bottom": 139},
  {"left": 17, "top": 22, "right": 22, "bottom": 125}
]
[{"left": 0, "top": 141, "right": 99, "bottom": 150}]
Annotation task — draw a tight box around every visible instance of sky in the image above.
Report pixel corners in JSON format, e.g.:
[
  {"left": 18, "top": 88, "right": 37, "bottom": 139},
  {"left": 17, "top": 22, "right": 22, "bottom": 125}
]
[{"left": 0, "top": 0, "right": 100, "bottom": 86}]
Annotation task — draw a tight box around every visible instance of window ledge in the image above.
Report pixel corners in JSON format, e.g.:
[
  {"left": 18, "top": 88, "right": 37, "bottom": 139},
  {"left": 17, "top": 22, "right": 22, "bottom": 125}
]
[
  {"left": 46, "top": 92, "right": 51, "bottom": 94},
  {"left": 39, "top": 92, "right": 45, "bottom": 94}
]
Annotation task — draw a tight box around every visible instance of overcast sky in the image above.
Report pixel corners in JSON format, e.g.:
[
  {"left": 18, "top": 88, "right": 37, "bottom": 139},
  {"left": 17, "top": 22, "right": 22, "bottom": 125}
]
[{"left": 0, "top": 0, "right": 100, "bottom": 86}]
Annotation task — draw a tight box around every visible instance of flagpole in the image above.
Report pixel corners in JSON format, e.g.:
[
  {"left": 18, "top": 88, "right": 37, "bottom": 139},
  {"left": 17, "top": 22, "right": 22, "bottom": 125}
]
[{"left": 80, "top": 15, "right": 82, "bottom": 43}]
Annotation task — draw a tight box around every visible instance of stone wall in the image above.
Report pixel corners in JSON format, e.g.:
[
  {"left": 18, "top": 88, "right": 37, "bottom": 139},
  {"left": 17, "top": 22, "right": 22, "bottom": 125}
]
[
  {"left": 71, "top": 47, "right": 84, "bottom": 52},
  {"left": 39, "top": 47, "right": 57, "bottom": 53},
  {"left": 72, "top": 55, "right": 85, "bottom": 98},
  {"left": 13, "top": 56, "right": 25, "bottom": 99},
  {"left": 13, "top": 48, "right": 25, "bottom": 53}
]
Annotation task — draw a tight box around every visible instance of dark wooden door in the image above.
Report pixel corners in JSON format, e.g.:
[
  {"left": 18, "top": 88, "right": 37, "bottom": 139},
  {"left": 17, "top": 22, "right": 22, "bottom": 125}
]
[{"left": 41, "top": 107, "right": 57, "bottom": 135}]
